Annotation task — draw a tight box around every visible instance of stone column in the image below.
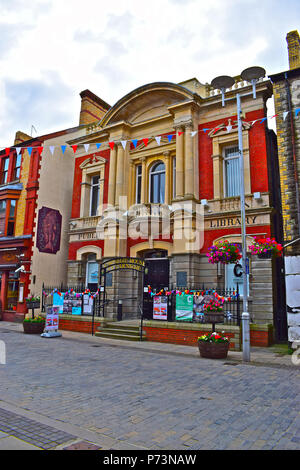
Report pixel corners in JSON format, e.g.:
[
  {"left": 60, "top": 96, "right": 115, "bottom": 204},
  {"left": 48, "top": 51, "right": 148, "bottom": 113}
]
[
  {"left": 184, "top": 122, "right": 194, "bottom": 198},
  {"left": 141, "top": 156, "right": 147, "bottom": 204},
  {"left": 175, "top": 126, "right": 184, "bottom": 199},
  {"left": 164, "top": 151, "right": 171, "bottom": 205},
  {"left": 115, "top": 143, "right": 125, "bottom": 207},
  {"left": 129, "top": 162, "right": 135, "bottom": 206},
  {"left": 107, "top": 144, "right": 117, "bottom": 207}
]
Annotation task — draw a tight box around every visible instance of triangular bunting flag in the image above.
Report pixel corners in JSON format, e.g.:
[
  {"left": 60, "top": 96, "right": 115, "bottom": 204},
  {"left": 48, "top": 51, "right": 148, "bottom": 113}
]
[
  {"left": 121, "top": 140, "right": 127, "bottom": 150},
  {"left": 16, "top": 147, "right": 22, "bottom": 155},
  {"left": 295, "top": 108, "right": 300, "bottom": 117},
  {"left": 109, "top": 142, "right": 115, "bottom": 151},
  {"left": 178, "top": 131, "right": 184, "bottom": 136},
  {"left": 5, "top": 148, "right": 10, "bottom": 155},
  {"left": 226, "top": 125, "right": 232, "bottom": 133},
  {"left": 84, "top": 144, "right": 89, "bottom": 153},
  {"left": 155, "top": 136, "right": 161, "bottom": 146},
  {"left": 142, "top": 138, "right": 149, "bottom": 147},
  {"left": 191, "top": 131, "right": 197, "bottom": 137},
  {"left": 96, "top": 143, "right": 101, "bottom": 149},
  {"left": 49, "top": 146, "right": 55, "bottom": 155},
  {"left": 259, "top": 118, "right": 267, "bottom": 124},
  {"left": 37, "top": 146, "right": 43, "bottom": 156},
  {"left": 71, "top": 145, "right": 77, "bottom": 154},
  {"left": 283, "top": 111, "right": 289, "bottom": 121},
  {"left": 27, "top": 147, "right": 32, "bottom": 156},
  {"left": 167, "top": 134, "right": 173, "bottom": 142},
  {"left": 202, "top": 129, "right": 209, "bottom": 133},
  {"left": 132, "top": 139, "right": 138, "bottom": 148},
  {"left": 61, "top": 145, "right": 66, "bottom": 154}
]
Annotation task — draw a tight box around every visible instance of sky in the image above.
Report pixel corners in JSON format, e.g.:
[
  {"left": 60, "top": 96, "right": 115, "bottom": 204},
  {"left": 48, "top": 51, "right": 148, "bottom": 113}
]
[{"left": 0, "top": 0, "right": 299, "bottom": 145}]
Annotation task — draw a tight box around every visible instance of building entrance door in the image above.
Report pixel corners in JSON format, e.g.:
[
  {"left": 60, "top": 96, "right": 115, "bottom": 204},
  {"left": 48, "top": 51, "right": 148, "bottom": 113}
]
[{"left": 142, "top": 250, "right": 169, "bottom": 320}]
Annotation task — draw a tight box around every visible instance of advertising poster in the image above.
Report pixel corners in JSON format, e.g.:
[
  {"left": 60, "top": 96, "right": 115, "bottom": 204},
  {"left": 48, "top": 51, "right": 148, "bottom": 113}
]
[
  {"left": 175, "top": 294, "right": 194, "bottom": 321},
  {"left": 45, "top": 306, "right": 59, "bottom": 330},
  {"left": 153, "top": 296, "right": 168, "bottom": 320},
  {"left": 53, "top": 292, "right": 64, "bottom": 313},
  {"left": 62, "top": 292, "right": 82, "bottom": 315}
]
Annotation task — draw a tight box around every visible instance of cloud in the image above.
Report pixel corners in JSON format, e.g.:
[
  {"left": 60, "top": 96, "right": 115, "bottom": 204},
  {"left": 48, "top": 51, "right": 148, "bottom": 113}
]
[
  {"left": 0, "top": 22, "right": 33, "bottom": 59},
  {"left": 1, "top": 71, "right": 75, "bottom": 142}
]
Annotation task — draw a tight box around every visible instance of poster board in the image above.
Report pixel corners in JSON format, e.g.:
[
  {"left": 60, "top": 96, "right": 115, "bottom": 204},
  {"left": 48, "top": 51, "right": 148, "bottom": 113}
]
[
  {"left": 153, "top": 296, "right": 168, "bottom": 320},
  {"left": 83, "top": 294, "right": 94, "bottom": 315},
  {"left": 175, "top": 294, "right": 194, "bottom": 321},
  {"left": 45, "top": 306, "right": 59, "bottom": 330}
]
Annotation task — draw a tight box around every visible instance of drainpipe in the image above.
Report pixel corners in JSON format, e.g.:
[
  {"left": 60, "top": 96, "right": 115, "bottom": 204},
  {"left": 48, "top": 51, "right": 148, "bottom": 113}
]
[{"left": 284, "top": 72, "right": 300, "bottom": 237}]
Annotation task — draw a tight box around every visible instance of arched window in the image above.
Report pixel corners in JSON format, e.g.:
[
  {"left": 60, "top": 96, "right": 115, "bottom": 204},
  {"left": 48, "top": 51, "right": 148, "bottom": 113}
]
[{"left": 149, "top": 161, "right": 165, "bottom": 203}]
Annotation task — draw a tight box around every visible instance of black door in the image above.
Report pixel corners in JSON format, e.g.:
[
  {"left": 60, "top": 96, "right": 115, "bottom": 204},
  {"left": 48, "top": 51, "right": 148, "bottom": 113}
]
[{"left": 143, "top": 258, "right": 169, "bottom": 319}]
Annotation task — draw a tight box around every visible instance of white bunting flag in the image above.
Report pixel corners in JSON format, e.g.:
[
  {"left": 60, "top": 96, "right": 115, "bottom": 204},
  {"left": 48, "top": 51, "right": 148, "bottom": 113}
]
[
  {"left": 16, "top": 147, "right": 22, "bottom": 155},
  {"left": 84, "top": 144, "right": 90, "bottom": 153},
  {"left": 49, "top": 146, "right": 55, "bottom": 155},
  {"left": 121, "top": 140, "right": 127, "bottom": 150},
  {"left": 155, "top": 136, "right": 161, "bottom": 146},
  {"left": 283, "top": 111, "right": 289, "bottom": 121},
  {"left": 226, "top": 125, "right": 232, "bottom": 133},
  {"left": 190, "top": 131, "right": 197, "bottom": 137}
]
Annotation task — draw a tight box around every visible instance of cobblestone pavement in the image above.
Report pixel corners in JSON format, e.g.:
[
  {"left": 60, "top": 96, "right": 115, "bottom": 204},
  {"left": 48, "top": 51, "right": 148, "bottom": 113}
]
[{"left": 0, "top": 322, "right": 299, "bottom": 450}]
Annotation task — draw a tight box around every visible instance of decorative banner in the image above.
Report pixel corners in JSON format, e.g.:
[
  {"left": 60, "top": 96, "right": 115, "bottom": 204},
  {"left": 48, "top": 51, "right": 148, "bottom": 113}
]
[
  {"left": 36, "top": 207, "right": 62, "bottom": 254},
  {"left": 1, "top": 108, "right": 299, "bottom": 157}
]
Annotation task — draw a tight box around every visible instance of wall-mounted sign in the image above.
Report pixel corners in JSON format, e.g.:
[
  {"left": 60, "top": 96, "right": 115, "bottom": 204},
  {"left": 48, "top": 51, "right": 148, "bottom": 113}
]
[{"left": 36, "top": 207, "right": 62, "bottom": 254}]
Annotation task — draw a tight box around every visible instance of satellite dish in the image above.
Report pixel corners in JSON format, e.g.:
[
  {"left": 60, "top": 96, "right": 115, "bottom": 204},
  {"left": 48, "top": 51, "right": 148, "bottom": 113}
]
[
  {"left": 211, "top": 76, "right": 235, "bottom": 106},
  {"left": 241, "top": 66, "right": 265, "bottom": 82},
  {"left": 241, "top": 66, "right": 266, "bottom": 98}
]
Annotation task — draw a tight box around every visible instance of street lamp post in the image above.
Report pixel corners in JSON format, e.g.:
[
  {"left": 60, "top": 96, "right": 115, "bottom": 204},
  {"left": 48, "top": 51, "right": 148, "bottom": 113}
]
[{"left": 211, "top": 67, "right": 266, "bottom": 362}]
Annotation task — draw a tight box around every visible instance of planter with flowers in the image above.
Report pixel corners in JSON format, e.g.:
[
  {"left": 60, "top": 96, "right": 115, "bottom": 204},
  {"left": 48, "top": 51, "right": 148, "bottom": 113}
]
[
  {"left": 23, "top": 315, "right": 45, "bottom": 334},
  {"left": 249, "top": 237, "right": 283, "bottom": 259},
  {"left": 198, "top": 332, "right": 230, "bottom": 359},
  {"left": 25, "top": 295, "right": 40, "bottom": 310},
  {"left": 203, "top": 298, "right": 224, "bottom": 325},
  {"left": 207, "top": 240, "right": 242, "bottom": 265}
]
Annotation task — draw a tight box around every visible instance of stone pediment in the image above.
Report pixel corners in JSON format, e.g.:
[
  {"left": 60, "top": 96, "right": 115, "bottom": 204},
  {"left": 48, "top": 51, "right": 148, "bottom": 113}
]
[
  {"left": 100, "top": 82, "right": 195, "bottom": 127},
  {"left": 79, "top": 154, "right": 107, "bottom": 169}
]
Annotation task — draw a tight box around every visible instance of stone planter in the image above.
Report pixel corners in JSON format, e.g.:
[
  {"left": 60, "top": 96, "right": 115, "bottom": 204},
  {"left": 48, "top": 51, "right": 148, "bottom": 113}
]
[
  {"left": 198, "top": 340, "right": 229, "bottom": 359},
  {"left": 23, "top": 321, "right": 45, "bottom": 334}
]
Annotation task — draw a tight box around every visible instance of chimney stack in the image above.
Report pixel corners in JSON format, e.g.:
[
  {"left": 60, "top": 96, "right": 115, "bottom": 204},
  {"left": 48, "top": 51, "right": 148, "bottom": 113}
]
[
  {"left": 79, "top": 89, "right": 110, "bottom": 126},
  {"left": 286, "top": 30, "right": 300, "bottom": 70}
]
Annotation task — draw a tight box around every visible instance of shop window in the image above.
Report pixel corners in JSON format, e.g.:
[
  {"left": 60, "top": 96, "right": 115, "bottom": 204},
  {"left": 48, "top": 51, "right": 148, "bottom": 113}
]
[
  {"left": 1, "top": 158, "right": 9, "bottom": 185},
  {"left": 0, "top": 199, "right": 17, "bottom": 237},
  {"left": 136, "top": 164, "right": 142, "bottom": 204},
  {"left": 224, "top": 146, "right": 240, "bottom": 197},
  {"left": 150, "top": 161, "right": 165, "bottom": 204},
  {"left": 90, "top": 175, "right": 100, "bottom": 216},
  {"left": 13, "top": 153, "right": 22, "bottom": 180}
]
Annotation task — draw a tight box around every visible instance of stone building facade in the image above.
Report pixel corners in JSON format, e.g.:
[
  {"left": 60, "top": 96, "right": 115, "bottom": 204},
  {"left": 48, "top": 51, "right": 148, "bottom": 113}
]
[
  {"left": 66, "top": 74, "right": 282, "bottom": 329},
  {"left": 269, "top": 30, "right": 300, "bottom": 343}
]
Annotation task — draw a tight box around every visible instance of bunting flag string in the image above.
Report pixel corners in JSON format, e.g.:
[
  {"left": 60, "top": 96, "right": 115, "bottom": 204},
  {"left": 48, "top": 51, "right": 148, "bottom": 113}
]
[
  {"left": 42, "top": 287, "right": 101, "bottom": 300},
  {"left": 147, "top": 285, "right": 236, "bottom": 302},
  {"left": 1, "top": 108, "right": 299, "bottom": 157}
]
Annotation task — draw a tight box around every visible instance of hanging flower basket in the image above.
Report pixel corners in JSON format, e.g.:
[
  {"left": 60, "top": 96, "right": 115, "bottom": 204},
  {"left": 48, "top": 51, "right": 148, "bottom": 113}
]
[
  {"left": 206, "top": 240, "right": 242, "bottom": 265},
  {"left": 203, "top": 298, "right": 224, "bottom": 324},
  {"left": 26, "top": 295, "right": 40, "bottom": 310},
  {"left": 198, "top": 332, "right": 230, "bottom": 359},
  {"left": 249, "top": 237, "right": 283, "bottom": 259}
]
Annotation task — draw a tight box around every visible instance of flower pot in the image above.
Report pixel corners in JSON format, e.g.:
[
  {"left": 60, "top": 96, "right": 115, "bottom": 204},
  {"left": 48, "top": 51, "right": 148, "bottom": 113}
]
[
  {"left": 198, "top": 340, "right": 229, "bottom": 359},
  {"left": 23, "top": 321, "right": 45, "bottom": 334},
  {"left": 204, "top": 312, "right": 224, "bottom": 324},
  {"left": 257, "top": 251, "right": 273, "bottom": 259}
]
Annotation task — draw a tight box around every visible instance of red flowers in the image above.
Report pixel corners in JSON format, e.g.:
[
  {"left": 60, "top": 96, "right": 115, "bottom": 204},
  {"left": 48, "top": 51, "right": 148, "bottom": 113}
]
[{"left": 249, "top": 237, "right": 283, "bottom": 257}]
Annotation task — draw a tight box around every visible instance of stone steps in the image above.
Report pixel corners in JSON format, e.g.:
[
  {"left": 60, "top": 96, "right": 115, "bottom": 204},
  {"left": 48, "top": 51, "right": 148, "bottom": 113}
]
[{"left": 95, "top": 322, "right": 146, "bottom": 342}]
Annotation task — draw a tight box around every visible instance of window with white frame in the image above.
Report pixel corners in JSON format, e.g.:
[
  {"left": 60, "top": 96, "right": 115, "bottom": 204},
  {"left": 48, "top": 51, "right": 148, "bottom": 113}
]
[
  {"left": 90, "top": 175, "right": 100, "bottom": 216},
  {"left": 149, "top": 161, "right": 165, "bottom": 204},
  {"left": 224, "top": 146, "right": 240, "bottom": 197}
]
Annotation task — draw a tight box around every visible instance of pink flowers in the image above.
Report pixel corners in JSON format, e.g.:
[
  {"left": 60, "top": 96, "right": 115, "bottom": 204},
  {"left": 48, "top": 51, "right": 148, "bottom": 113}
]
[
  {"left": 207, "top": 240, "right": 242, "bottom": 264},
  {"left": 249, "top": 236, "right": 283, "bottom": 257}
]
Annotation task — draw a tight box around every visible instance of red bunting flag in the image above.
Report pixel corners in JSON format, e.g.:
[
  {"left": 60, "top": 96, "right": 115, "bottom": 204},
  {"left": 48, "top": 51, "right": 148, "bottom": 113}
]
[
  {"left": 142, "top": 138, "right": 149, "bottom": 147},
  {"left": 5, "top": 148, "right": 10, "bottom": 155},
  {"left": 109, "top": 142, "right": 115, "bottom": 150},
  {"left": 71, "top": 145, "right": 77, "bottom": 153},
  {"left": 37, "top": 146, "right": 43, "bottom": 156},
  {"left": 178, "top": 131, "right": 184, "bottom": 136}
]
